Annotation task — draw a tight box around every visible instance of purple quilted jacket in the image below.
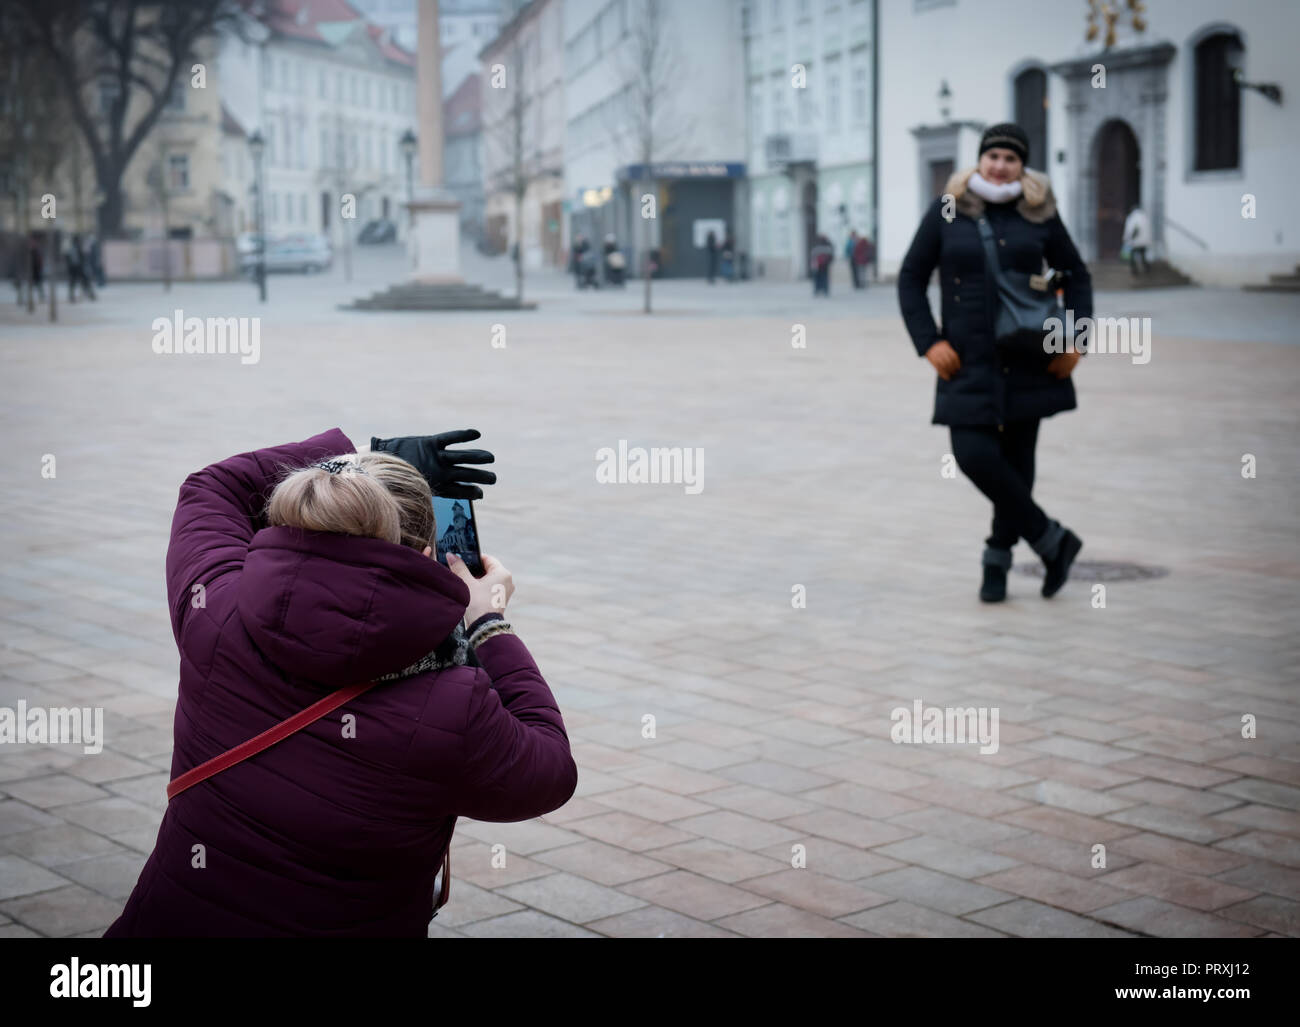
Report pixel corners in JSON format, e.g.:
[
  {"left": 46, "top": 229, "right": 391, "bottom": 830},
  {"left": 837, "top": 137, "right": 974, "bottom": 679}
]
[{"left": 103, "top": 429, "right": 577, "bottom": 936}]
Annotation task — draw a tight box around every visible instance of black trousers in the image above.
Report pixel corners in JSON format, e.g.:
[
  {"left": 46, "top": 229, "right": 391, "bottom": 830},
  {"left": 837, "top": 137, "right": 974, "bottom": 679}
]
[{"left": 950, "top": 419, "right": 1047, "bottom": 551}]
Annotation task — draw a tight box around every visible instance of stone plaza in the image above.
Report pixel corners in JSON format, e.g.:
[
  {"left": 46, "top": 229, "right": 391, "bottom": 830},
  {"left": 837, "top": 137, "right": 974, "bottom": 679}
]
[{"left": 1, "top": 248, "right": 1297, "bottom": 937}]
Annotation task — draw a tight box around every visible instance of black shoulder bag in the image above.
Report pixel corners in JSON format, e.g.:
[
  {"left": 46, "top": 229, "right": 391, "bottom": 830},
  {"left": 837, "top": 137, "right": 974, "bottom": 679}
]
[{"left": 975, "top": 215, "right": 1062, "bottom": 357}]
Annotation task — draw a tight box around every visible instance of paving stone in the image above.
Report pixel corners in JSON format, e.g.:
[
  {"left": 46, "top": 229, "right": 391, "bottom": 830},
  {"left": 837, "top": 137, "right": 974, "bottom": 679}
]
[
  {"left": 0, "top": 825, "right": 127, "bottom": 866},
  {"left": 1, "top": 774, "right": 112, "bottom": 809},
  {"left": 863, "top": 866, "right": 1016, "bottom": 916},
  {"left": 532, "top": 840, "right": 675, "bottom": 886},
  {"left": 1099, "top": 862, "right": 1257, "bottom": 911},
  {"left": 1089, "top": 897, "right": 1265, "bottom": 938},
  {"left": 875, "top": 834, "right": 1021, "bottom": 879},
  {"left": 620, "top": 869, "right": 771, "bottom": 921},
  {"left": 0, "top": 854, "right": 70, "bottom": 900},
  {"left": 1214, "top": 831, "right": 1300, "bottom": 868},
  {"left": 1216, "top": 895, "right": 1300, "bottom": 936},
  {"left": 565, "top": 811, "right": 696, "bottom": 852},
  {"left": 459, "top": 910, "right": 603, "bottom": 938},
  {"left": 586, "top": 905, "right": 740, "bottom": 937},
  {"left": 50, "top": 851, "right": 148, "bottom": 900},
  {"left": 0, "top": 884, "right": 124, "bottom": 937},
  {"left": 841, "top": 901, "right": 1009, "bottom": 938},
  {"left": 497, "top": 871, "right": 646, "bottom": 924},
  {"left": 715, "top": 902, "right": 874, "bottom": 937},
  {"left": 734, "top": 868, "right": 894, "bottom": 918},
  {"left": 975, "top": 865, "right": 1132, "bottom": 914},
  {"left": 967, "top": 899, "right": 1138, "bottom": 937}
]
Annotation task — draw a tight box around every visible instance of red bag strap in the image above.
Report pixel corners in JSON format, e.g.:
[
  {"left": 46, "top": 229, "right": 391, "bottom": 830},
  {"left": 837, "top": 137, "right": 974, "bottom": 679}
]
[
  {"left": 165, "top": 677, "right": 452, "bottom": 910},
  {"left": 166, "top": 679, "right": 380, "bottom": 801}
]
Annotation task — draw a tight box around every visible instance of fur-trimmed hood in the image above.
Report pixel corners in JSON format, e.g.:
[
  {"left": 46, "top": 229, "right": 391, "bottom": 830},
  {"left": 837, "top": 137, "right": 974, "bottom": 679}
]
[{"left": 943, "top": 167, "right": 1057, "bottom": 224}]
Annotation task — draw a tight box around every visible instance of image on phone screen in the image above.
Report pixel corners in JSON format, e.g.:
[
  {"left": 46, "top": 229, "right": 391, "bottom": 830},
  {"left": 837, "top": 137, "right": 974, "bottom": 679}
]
[{"left": 432, "top": 497, "right": 484, "bottom": 577}]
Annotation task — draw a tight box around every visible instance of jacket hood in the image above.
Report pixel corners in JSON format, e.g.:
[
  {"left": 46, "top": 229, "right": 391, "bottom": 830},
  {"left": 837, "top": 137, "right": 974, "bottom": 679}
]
[
  {"left": 237, "top": 526, "right": 470, "bottom": 688},
  {"left": 944, "top": 166, "right": 1057, "bottom": 224}
]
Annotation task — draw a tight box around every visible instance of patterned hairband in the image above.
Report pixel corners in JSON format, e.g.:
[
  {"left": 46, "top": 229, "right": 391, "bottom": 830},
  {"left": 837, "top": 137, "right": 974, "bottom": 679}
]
[{"left": 313, "top": 459, "right": 366, "bottom": 475}]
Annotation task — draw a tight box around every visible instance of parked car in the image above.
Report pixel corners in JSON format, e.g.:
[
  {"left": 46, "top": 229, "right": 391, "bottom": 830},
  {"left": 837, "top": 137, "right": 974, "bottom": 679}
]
[
  {"left": 239, "top": 234, "right": 332, "bottom": 275},
  {"left": 357, "top": 218, "right": 397, "bottom": 245}
]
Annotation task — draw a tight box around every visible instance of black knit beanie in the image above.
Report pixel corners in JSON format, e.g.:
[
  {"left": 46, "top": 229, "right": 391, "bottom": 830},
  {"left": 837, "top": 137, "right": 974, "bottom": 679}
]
[{"left": 979, "top": 122, "right": 1030, "bottom": 163}]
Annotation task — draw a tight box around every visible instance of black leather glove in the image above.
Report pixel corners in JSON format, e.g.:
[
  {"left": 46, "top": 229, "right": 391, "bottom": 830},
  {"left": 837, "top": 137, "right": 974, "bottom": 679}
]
[{"left": 370, "top": 429, "right": 496, "bottom": 500}]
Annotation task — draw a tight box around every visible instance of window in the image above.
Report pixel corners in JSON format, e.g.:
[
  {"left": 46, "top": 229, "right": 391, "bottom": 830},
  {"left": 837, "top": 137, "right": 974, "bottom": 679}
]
[
  {"left": 796, "top": 65, "right": 812, "bottom": 125},
  {"left": 336, "top": 72, "right": 343, "bottom": 101},
  {"left": 351, "top": 75, "right": 359, "bottom": 104},
  {"left": 1013, "top": 68, "right": 1048, "bottom": 169},
  {"left": 319, "top": 69, "right": 327, "bottom": 98},
  {"left": 1194, "top": 31, "right": 1243, "bottom": 171},
  {"left": 300, "top": 193, "right": 307, "bottom": 223},
  {"left": 827, "top": 64, "right": 841, "bottom": 134},
  {"left": 321, "top": 126, "right": 330, "bottom": 165},
  {"left": 270, "top": 192, "right": 278, "bottom": 221},
  {"left": 850, "top": 53, "right": 867, "bottom": 124},
  {"left": 165, "top": 77, "right": 187, "bottom": 112},
  {"left": 751, "top": 83, "right": 763, "bottom": 139},
  {"left": 167, "top": 153, "right": 190, "bottom": 191}
]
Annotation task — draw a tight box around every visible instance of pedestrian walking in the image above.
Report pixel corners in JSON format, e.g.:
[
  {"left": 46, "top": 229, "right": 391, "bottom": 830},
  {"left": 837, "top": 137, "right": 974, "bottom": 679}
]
[
  {"left": 28, "top": 235, "right": 45, "bottom": 301},
  {"left": 1122, "top": 204, "right": 1150, "bottom": 276},
  {"left": 706, "top": 229, "right": 719, "bottom": 284},
  {"left": 810, "top": 234, "right": 834, "bottom": 296},
  {"left": 853, "top": 232, "right": 874, "bottom": 289},
  {"left": 897, "top": 122, "right": 1092, "bottom": 602},
  {"left": 103, "top": 429, "right": 577, "bottom": 936},
  {"left": 846, "top": 230, "right": 862, "bottom": 289}
]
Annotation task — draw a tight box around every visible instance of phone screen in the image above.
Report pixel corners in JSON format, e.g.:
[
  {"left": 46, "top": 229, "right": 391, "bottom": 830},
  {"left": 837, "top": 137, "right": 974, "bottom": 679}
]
[{"left": 432, "top": 497, "right": 484, "bottom": 577}]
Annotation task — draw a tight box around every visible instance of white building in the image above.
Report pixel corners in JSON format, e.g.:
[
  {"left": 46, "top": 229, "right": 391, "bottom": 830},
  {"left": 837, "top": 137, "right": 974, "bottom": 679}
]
[
  {"left": 877, "top": 0, "right": 1300, "bottom": 287},
  {"left": 480, "top": 0, "right": 566, "bottom": 268},
  {"left": 563, "top": 0, "right": 748, "bottom": 277},
  {"left": 741, "top": 0, "right": 878, "bottom": 282},
  {"left": 219, "top": 0, "right": 418, "bottom": 248}
]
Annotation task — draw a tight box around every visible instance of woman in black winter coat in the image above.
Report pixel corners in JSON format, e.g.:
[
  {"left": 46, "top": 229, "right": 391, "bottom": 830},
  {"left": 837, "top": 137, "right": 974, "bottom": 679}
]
[{"left": 897, "top": 122, "right": 1091, "bottom": 602}]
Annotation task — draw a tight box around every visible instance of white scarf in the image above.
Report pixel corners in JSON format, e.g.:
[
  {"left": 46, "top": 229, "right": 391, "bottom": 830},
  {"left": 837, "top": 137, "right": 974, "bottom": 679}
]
[{"left": 968, "top": 171, "right": 1023, "bottom": 204}]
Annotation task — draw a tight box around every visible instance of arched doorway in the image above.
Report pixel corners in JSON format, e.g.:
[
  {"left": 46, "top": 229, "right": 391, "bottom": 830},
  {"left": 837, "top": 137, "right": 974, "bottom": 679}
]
[
  {"left": 801, "top": 179, "right": 818, "bottom": 279},
  {"left": 1095, "top": 119, "right": 1140, "bottom": 259}
]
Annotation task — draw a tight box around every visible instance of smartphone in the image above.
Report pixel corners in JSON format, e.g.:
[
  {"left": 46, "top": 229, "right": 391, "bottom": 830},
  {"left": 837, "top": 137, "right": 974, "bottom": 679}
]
[{"left": 432, "top": 496, "right": 484, "bottom": 577}]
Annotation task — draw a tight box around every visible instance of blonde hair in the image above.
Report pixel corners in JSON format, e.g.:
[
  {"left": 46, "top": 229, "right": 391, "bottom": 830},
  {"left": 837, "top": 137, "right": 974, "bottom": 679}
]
[{"left": 266, "top": 452, "right": 436, "bottom": 551}]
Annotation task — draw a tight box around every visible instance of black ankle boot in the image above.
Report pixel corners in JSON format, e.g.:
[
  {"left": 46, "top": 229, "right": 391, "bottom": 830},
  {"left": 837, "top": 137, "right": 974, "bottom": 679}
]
[
  {"left": 980, "top": 547, "right": 1011, "bottom": 602},
  {"left": 1041, "top": 529, "right": 1082, "bottom": 598}
]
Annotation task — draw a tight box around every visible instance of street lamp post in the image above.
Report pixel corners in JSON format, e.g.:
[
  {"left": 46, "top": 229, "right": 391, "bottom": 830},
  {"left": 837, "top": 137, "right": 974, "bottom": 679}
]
[
  {"left": 400, "top": 128, "right": 417, "bottom": 228},
  {"left": 248, "top": 129, "right": 267, "bottom": 302}
]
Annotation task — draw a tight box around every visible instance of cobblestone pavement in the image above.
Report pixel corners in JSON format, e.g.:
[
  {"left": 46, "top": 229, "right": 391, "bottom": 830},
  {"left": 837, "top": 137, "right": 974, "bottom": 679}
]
[{"left": 1, "top": 259, "right": 1298, "bottom": 937}]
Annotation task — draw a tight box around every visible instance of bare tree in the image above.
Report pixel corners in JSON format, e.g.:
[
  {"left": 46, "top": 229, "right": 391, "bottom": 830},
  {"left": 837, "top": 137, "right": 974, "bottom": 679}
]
[
  {"left": 0, "top": 21, "right": 77, "bottom": 318},
  {"left": 144, "top": 132, "right": 174, "bottom": 290},
  {"left": 483, "top": 38, "right": 534, "bottom": 303},
  {"left": 8, "top": 0, "right": 256, "bottom": 237},
  {"left": 616, "top": 0, "right": 687, "bottom": 314}
]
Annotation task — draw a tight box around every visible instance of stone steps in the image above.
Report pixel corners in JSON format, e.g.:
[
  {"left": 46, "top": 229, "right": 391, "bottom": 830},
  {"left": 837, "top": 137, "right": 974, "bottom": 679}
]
[
  {"left": 1088, "top": 259, "right": 1195, "bottom": 290},
  {"left": 345, "top": 281, "right": 536, "bottom": 311},
  {"left": 1243, "top": 265, "right": 1300, "bottom": 293}
]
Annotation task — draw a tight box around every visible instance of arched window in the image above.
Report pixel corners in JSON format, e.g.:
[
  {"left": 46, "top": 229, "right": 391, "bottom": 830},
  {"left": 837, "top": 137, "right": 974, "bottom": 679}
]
[
  {"left": 1013, "top": 67, "right": 1048, "bottom": 170},
  {"left": 1194, "top": 31, "right": 1242, "bottom": 171}
]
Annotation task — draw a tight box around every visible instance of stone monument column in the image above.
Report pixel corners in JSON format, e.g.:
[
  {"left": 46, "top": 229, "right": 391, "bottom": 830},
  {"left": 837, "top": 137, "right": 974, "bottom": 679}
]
[{"left": 409, "top": 0, "right": 462, "bottom": 282}]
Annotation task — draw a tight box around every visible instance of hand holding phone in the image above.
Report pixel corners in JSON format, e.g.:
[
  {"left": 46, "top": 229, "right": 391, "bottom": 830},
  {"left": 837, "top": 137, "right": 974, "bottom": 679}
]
[{"left": 446, "top": 553, "right": 514, "bottom": 623}]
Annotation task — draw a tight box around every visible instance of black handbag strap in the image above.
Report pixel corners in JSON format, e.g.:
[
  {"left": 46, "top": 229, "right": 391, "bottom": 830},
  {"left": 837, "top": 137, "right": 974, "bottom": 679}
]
[{"left": 974, "top": 215, "right": 1004, "bottom": 334}]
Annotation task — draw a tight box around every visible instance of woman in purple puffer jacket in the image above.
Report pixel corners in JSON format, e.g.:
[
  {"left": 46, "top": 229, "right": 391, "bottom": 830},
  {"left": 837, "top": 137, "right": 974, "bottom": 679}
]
[{"left": 103, "top": 428, "right": 578, "bottom": 937}]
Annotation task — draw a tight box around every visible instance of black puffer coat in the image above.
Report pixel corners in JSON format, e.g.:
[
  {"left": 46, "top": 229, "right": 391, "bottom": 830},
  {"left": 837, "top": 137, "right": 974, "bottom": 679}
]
[{"left": 897, "top": 168, "right": 1092, "bottom": 426}]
